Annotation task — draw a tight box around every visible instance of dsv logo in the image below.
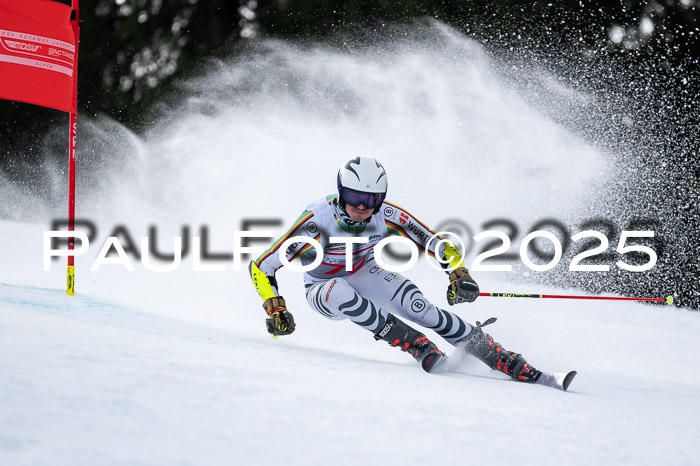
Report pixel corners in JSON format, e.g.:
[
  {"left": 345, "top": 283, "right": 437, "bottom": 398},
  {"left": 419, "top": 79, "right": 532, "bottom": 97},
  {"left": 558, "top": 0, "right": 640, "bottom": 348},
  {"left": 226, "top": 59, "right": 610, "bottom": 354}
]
[{"left": 6, "top": 40, "right": 40, "bottom": 52}]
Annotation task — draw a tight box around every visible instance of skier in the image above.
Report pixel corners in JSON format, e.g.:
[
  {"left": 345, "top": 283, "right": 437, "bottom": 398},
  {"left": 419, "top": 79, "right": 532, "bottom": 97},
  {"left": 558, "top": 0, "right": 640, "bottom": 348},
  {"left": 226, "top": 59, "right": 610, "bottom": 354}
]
[{"left": 249, "top": 156, "right": 575, "bottom": 390}]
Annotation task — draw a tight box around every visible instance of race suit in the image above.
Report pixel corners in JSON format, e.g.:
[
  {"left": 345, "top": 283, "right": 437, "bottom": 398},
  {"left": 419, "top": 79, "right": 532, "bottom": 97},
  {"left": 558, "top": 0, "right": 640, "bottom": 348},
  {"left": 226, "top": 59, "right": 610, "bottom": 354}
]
[{"left": 250, "top": 195, "right": 474, "bottom": 345}]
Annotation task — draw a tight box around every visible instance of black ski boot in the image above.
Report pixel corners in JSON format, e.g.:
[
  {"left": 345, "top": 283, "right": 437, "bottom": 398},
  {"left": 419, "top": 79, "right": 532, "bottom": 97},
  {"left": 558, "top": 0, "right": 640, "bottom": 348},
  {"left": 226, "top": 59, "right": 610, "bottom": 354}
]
[
  {"left": 457, "top": 318, "right": 542, "bottom": 383},
  {"left": 374, "top": 314, "right": 446, "bottom": 373}
]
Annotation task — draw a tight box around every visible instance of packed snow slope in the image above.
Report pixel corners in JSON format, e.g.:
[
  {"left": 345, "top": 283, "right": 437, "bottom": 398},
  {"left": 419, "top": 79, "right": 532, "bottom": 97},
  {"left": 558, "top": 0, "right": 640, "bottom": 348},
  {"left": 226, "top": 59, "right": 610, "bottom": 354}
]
[{"left": 1, "top": 22, "right": 698, "bottom": 465}]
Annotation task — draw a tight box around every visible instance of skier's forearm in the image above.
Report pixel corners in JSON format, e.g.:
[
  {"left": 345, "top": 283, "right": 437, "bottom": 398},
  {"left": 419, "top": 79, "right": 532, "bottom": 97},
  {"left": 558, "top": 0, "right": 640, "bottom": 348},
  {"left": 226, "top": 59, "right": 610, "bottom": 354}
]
[
  {"left": 442, "top": 241, "right": 464, "bottom": 270},
  {"left": 249, "top": 261, "right": 278, "bottom": 301}
]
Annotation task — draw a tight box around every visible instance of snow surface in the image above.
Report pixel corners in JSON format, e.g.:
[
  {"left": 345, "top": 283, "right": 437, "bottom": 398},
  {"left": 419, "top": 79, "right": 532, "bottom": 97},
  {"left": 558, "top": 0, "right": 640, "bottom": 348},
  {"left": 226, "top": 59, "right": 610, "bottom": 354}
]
[{"left": 2, "top": 25, "right": 699, "bottom": 465}]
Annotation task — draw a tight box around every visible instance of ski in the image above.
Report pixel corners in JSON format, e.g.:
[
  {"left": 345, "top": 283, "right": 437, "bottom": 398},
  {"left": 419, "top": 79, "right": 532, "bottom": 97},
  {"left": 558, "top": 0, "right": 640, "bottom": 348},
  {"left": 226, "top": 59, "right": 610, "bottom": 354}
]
[{"left": 535, "top": 370, "right": 577, "bottom": 391}]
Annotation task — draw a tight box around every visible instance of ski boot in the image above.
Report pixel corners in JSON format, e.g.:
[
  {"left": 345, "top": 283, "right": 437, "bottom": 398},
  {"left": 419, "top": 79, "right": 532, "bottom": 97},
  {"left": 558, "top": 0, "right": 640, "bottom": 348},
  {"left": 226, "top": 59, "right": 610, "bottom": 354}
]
[
  {"left": 374, "top": 314, "right": 446, "bottom": 373},
  {"left": 457, "top": 318, "right": 542, "bottom": 383}
]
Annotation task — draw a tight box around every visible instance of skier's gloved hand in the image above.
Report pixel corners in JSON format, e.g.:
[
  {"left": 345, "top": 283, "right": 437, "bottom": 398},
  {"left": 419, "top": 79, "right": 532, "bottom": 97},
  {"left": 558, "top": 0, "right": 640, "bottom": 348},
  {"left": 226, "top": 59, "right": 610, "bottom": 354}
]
[
  {"left": 447, "top": 267, "right": 479, "bottom": 305},
  {"left": 263, "top": 296, "right": 296, "bottom": 336}
]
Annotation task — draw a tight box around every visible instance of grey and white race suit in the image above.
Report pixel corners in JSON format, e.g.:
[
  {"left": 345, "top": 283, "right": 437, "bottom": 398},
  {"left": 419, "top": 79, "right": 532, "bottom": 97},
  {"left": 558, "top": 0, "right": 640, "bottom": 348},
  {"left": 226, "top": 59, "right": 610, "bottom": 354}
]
[{"left": 253, "top": 195, "right": 473, "bottom": 344}]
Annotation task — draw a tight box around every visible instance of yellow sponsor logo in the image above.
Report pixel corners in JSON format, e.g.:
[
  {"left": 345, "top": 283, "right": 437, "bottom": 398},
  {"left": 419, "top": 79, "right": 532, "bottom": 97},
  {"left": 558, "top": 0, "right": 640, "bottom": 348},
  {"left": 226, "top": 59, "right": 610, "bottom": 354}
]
[{"left": 67, "top": 266, "right": 75, "bottom": 296}]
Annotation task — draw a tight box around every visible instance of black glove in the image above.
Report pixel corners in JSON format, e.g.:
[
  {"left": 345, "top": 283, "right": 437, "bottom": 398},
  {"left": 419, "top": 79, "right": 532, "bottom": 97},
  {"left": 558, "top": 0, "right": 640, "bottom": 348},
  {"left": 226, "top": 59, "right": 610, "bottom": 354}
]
[
  {"left": 263, "top": 296, "right": 296, "bottom": 336},
  {"left": 447, "top": 267, "right": 479, "bottom": 305}
]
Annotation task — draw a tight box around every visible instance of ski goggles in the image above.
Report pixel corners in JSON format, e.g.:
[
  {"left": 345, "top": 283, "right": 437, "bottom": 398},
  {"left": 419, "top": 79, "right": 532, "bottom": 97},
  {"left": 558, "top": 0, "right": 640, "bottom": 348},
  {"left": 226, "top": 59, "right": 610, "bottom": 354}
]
[{"left": 339, "top": 187, "right": 386, "bottom": 210}]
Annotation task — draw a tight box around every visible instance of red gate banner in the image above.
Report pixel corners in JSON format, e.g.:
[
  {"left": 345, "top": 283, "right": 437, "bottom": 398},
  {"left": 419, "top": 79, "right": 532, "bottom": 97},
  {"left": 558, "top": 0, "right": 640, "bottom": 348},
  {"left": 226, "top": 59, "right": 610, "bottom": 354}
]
[{"left": 0, "top": 0, "right": 76, "bottom": 113}]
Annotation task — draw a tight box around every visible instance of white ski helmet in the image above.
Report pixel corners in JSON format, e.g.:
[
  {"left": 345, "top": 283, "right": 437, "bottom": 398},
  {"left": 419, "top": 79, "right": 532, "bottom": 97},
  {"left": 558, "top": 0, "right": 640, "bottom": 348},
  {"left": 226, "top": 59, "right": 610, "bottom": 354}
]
[{"left": 337, "top": 156, "right": 387, "bottom": 214}]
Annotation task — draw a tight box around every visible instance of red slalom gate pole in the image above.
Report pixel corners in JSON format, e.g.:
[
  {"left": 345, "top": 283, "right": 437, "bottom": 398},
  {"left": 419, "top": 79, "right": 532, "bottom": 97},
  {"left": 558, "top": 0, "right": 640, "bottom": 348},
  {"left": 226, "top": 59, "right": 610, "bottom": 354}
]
[
  {"left": 67, "top": 0, "right": 80, "bottom": 296},
  {"left": 479, "top": 293, "right": 674, "bottom": 305}
]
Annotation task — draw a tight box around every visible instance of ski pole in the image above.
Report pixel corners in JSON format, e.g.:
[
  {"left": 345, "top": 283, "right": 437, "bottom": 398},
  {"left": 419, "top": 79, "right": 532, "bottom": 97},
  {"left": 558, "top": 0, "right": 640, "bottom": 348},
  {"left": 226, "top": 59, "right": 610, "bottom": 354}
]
[{"left": 479, "top": 293, "right": 674, "bottom": 305}]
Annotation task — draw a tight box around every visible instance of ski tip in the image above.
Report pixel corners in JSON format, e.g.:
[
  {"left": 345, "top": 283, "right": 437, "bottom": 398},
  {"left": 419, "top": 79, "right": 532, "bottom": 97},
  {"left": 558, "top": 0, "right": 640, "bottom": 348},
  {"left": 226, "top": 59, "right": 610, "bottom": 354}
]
[
  {"left": 562, "top": 370, "right": 577, "bottom": 391},
  {"left": 666, "top": 295, "right": 674, "bottom": 305}
]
